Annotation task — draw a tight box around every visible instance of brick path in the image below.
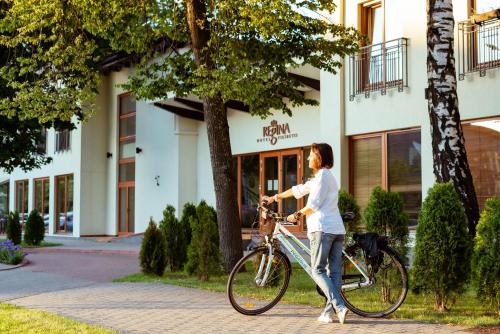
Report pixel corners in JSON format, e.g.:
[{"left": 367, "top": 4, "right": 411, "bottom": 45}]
[{"left": 0, "top": 247, "right": 475, "bottom": 334}]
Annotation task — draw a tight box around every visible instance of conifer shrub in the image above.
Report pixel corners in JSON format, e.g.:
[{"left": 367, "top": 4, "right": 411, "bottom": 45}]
[
  {"left": 338, "top": 189, "right": 361, "bottom": 234},
  {"left": 159, "top": 205, "right": 188, "bottom": 272},
  {"left": 179, "top": 202, "right": 196, "bottom": 266},
  {"left": 412, "top": 182, "right": 472, "bottom": 312},
  {"left": 472, "top": 197, "right": 499, "bottom": 315},
  {"left": 140, "top": 218, "right": 167, "bottom": 276},
  {"left": 186, "top": 201, "right": 222, "bottom": 281},
  {"left": 24, "top": 210, "right": 45, "bottom": 246},
  {"left": 363, "top": 186, "right": 409, "bottom": 257},
  {"left": 6, "top": 211, "right": 22, "bottom": 245}
]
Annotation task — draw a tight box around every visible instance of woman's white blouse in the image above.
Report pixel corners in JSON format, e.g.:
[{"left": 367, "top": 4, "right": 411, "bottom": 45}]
[{"left": 291, "top": 168, "right": 345, "bottom": 235}]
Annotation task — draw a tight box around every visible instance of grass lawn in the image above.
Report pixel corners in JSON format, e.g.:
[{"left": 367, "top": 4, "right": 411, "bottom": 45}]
[
  {"left": 114, "top": 266, "right": 499, "bottom": 328},
  {"left": 0, "top": 238, "right": 63, "bottom": 248},
  {"left": 0, "top": 303, "right": 117, "bottom": 334}
]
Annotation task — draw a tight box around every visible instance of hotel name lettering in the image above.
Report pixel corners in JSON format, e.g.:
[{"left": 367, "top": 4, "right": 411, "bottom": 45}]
[{"left": 257, "top": 120, "right": 298, "bottom": 145}]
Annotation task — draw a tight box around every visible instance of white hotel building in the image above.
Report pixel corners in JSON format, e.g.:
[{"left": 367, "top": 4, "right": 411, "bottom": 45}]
[{"left": 0, "top": 0, "right": 499, "bottom": 237}]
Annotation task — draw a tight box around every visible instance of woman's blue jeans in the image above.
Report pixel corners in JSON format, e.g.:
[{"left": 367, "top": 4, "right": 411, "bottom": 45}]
[{"left": 309, "top": 231, "right": 346, "bottom": 313}]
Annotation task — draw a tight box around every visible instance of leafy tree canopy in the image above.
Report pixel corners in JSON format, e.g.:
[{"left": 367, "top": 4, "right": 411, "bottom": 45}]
[{"left": 0, "top": 0, "right": 362, "bottom": 120}]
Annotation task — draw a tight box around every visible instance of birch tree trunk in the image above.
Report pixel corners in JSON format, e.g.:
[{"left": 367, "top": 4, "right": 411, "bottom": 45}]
[
  {"left": 426, "top": 0, "right": 479, "bottom": 236},
  {"left": 186, "top": 0, "right": 243, "bottom": 271}
]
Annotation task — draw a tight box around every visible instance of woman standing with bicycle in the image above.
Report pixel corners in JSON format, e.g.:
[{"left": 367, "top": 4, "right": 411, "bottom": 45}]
[{"left": 263, "top": 142, "right": 348, "bottom": 324}]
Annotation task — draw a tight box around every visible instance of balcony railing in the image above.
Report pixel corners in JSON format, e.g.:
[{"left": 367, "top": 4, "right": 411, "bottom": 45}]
[
  {"left": 349, "top": 38, "right": 408, "bottom": 101},
  {"left": 458, "top": 9, "right": 500, "bottom": 79}
]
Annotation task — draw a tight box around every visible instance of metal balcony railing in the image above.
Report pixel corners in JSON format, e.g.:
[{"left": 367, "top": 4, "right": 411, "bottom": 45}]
[
  {"left": 458, "top": 9, "right": 500, "bottom": 79},
  {"left": 349, "top": 38, "right": 408, "bottom": 101}
]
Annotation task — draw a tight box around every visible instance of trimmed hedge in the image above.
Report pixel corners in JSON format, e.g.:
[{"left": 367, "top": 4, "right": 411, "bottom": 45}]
[
  {"left": 6, "top": 211, "right": 22, "bottom": 245},
  {"left": 412, "top": 182, "right": 472, "bottom": 312},
  {"left": 185, "top": 201, "right": 222, "bottom": 281},
  {"left": 159, "top": 205, "right": 188, "bottom": 272},
  {"left": 140, "top": 218, "right": 167, "bottom": 276},
  {"left": 472, "top": 197, "right": 500, "bottom": 314},
  {"left": 338, "top": 189, "right": 361, "bottom": 234},
  {"left": 24, "top": 210, "right": 45, "bottom": 246},
  {"left": 363, "top": 186, "right": 409, "bottom": 257}
]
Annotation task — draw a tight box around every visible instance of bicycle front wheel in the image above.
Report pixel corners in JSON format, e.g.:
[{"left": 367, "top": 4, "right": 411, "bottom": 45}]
[
  {"left": 341, "top": 246, "right": 408, "bottom": 318},
  {"left": 227, "top": 247, "right": 291, "bottom": 315}
]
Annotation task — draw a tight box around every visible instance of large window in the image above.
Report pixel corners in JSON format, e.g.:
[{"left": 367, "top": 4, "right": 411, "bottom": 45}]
[
  {"left": 118, "top": 93, "right": 136, "bottom": 234},
  {"left": 55, "top": 174, "right": 73, "bottom": 234},
  {"left": 351, "top": 129, "right": 422, "bottom": 223},
  {"left": 239, "top": 154, "right": 260, "bottom": 228},
  {"left": 15, "top": 180, "right": 29, "bottom": 225},
  {"left": 463, "top": 118, "right": 500, "bottom": 209},
  {"left": 34, "top": 178, "right": 50, "bottom": 233},
  {"left": 36, "top": 129, "right": 47, "bottom": 155},
  {"left": 0, "top": 181, "right": 9, "bottom": 233}
]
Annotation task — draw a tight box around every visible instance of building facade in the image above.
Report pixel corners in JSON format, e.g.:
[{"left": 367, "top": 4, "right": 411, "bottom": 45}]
[{"left": 0, "top": 0, "right": 499, "bottom": 237}]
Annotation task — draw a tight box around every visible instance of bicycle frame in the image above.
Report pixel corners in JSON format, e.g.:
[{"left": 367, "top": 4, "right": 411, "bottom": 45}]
[{"left": 257, "top": 216, "right": 373, "bottom": 291}]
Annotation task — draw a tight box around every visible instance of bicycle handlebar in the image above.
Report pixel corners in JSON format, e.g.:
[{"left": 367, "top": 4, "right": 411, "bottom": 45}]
[{"left": 258, "top": 202, "right": 356, "bottom": 222}]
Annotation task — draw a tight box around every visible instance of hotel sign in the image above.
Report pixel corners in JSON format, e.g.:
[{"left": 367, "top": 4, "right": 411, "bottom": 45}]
[{"left": 257, "top": 120, "right": 298, "bottom": 145}]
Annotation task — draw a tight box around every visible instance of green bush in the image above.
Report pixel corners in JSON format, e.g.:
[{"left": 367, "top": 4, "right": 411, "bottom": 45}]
[
  {"left": 179, "top": 203, "right": 196, "bottom": 266},
  {"left": 186, "top": 201, "right": 222, "bottom": 281},
  {"left": 363, "top": 186, "right": 409, "bottom": 256},
  {"left": 139, "top": 218, "right": 167, "bottom": 276},
  {"left": 472, "top": 197, "right": 500, "bottom": 315},
  {"left": 6, "top": 211, "right": 22, "bottom": 245},
  {"left": 24, "top": 210, "right": 45, "bottom": 246},
  {"left": 159, "top": 205, "right": 188, "bottom": 272},
  {"left": 338, "top": 189, "right": 361, "bottom": 234},
  {"left": 412, "top": 182, "right": 472, "bottom": 312}
]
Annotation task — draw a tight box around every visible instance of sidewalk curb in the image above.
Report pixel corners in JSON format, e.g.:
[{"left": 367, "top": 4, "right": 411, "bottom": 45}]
[
  {"left": 0, "top": 258, "right": 30, "bottom": 271},
  {"left": 25, "top": 248, "right": 139, "bottom": 257}
]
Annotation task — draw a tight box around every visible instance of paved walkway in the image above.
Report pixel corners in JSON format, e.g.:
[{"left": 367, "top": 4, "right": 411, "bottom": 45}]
[{"left": 0, "top": 239, "right": 475, "bottom": 334}]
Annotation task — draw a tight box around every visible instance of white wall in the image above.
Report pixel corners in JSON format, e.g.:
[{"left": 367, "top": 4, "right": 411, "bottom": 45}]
[{"left": 79, "top": 77, "right": 110, "bottom": 236}]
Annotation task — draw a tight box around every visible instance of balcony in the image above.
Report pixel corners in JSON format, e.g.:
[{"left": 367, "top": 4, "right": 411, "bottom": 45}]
[
  {"left": 349, "top": 38, "right": 409, "bottom": 101},
  {"left": 458, "top": 9, "right": 500, "bottom": 80}
]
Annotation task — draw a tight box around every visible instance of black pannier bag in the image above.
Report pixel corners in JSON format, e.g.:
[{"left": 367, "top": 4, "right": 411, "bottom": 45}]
[{"left": 352, "top": 233, "right": 388, "bottom": 274}]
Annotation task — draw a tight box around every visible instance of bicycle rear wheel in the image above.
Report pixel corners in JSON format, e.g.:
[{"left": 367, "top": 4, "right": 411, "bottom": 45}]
[
  {"left": 341, "top": 246, "right": 408, "bottom": 318},
  {"left": 227, "top": 247, "right": 291, "bottom": 315}
]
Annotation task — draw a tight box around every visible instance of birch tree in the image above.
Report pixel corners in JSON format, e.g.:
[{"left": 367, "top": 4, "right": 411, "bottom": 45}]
[{"left": 426, "top": 0, "right": 479, "bottom": 236}]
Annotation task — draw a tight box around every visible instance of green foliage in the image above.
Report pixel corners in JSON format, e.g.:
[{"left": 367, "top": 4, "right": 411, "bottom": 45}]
[
  {"left": 23, "top": 210, "right": 45, "bottom": 246},
  {"left": 139, "top": 218, "right": 167, "bottom": 276},
  {"left": 412, "top": 182, "right": 472, "bottom": 312},
  {"left": 363, "top": 186, "right": 409, "bottom": 255},
  {"left": 6, "top": 211, "right": 21, "bottom": 245},
  {"left": 159, "top": 205, "right": 188, "bottom": 272},
  {"left": 179, "top": 202, "right": 197, "bottom": 263},
  {"left": 186, "top": 201, "right": 222, "bottom": 281},
  {"left": 472, "top": 197, "right": 500, "bottom": 314},
  {"left": 338, "top": 189, "right": 361, "bottom": 234}
]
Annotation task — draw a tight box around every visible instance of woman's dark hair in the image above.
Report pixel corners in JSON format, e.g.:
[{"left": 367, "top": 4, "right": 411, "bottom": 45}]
[{"left": 311, "top": 143, "right": 334, "bottom": 169}]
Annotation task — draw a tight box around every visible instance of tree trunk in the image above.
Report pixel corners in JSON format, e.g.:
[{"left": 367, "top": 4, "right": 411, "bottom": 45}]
[
  {"left": 186, "top": 0, "right": 243, "bottom": 272},
  {"left": 426, "top": 0, "right": 479, "bottom": 237}
]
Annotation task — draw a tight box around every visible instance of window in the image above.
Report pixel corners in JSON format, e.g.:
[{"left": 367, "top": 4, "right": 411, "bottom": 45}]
[
  {"left": 118, "top": 93, "right": 136, "bottom": 234},
  {"left": 351, "top": 129, "right": 422, "bottom": 223},
  {"left": 239, "top": 154, "right": 260, "bottom": 228},
  {"left": 55, "top": 130, "right": 71, "bottom": 152},
  {"left": 0, "top": 181, "right": 9, "bottom": 234},
  {"left": 55, "top": 174, "right": 73, "bottom": 234},
  {"left": 463, "top": 118, "right": 500, "bottom": 209},
  {"left": 34, "top": 178, "right": 50, "bottom": 233},
  {"left": 15, "top": 180, "right": 29, "bottom": 225},
  {"left": 458, "top": 0, "right": 500, "bottom": 78},
  {"left": 350, "top": 1, "right": 408, "bottom": 99}
]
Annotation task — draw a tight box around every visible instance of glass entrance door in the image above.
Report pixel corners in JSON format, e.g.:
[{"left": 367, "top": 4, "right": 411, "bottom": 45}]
[{"left": 260, "top": 149, "right": 303, "bottom": 232}]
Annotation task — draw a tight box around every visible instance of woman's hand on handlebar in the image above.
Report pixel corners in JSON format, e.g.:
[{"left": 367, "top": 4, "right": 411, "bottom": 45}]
[
  {"left": 286, "top": 214, "right": 298, "bottom": 223},
  {"left": 261, "top": 195, "right": 275, "bottom": 205}
]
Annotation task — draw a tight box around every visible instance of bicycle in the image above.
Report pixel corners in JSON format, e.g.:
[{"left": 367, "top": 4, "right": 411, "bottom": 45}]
[{"left": 227, "top": 203, "right": 408, "bottom": 318}]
